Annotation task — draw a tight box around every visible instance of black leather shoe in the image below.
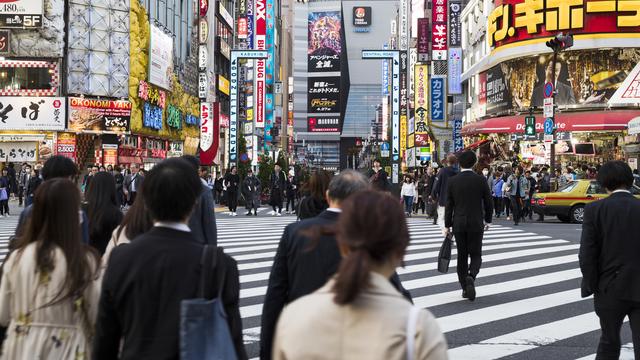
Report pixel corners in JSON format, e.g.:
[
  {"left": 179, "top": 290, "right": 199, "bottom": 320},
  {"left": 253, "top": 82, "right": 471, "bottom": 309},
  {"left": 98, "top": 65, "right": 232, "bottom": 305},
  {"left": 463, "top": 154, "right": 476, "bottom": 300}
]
[
  {"left": 465, "top": 275, "right": 476, "bottom": 301},
  {"left": 462, "top": 289, "right": 468, "bottom": 299}
]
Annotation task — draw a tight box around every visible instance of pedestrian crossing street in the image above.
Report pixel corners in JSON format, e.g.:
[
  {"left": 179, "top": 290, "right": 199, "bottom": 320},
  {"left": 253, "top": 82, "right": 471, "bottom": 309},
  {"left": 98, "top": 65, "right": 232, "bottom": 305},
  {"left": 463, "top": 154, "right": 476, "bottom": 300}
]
[{"left": 216, "top": 215, "right": 636, "bottom": 360}]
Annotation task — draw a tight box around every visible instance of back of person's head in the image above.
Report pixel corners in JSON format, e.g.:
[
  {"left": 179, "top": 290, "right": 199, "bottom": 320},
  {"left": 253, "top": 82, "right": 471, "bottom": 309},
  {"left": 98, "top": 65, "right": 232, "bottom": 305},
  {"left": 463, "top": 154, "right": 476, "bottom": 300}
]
[
  {"left": 16, "top": 179, "right": 99, "bottom": 306},
  {"left": 85, "top": 172, "right": 120, "bottom": 238},
  {"left": 446, "top": 154, "right": 458, "bottom": 166},
  {"left": 333, "top": 190, "right": 409, "bottom": 305},
  {"left": 120, "top": 184, "right": 153, "bottom": 240},
  {"left": 597, "top": 161, "right": 633, "bottom": 192},
  {"left": 306, "top": 170, "right": 332, "bottom": 199},
  {"left": 143, "top": 158, "right": 201, "bottom": 222},
  {"left": 457, "top": 151, "right": 477, "bottom": 169},
  {"left": 327, "top": 169, "right": 368, "bottom": 202},
  {"left": 41, "top": 155, "right": 78, "bottom": 181},
  {"left": 181, "top": 155, "right": 200, "bottom": 172}
]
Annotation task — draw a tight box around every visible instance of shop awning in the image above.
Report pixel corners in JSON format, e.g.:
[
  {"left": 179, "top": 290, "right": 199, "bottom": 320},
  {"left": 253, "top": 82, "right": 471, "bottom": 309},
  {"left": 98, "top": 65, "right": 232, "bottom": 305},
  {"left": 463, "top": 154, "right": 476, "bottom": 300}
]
[
  {"left": 465, "top": 139, "right": 490, "bottom": 150},
  {"left": 462, "top": 110, "right": 640, "bottom": 136}
]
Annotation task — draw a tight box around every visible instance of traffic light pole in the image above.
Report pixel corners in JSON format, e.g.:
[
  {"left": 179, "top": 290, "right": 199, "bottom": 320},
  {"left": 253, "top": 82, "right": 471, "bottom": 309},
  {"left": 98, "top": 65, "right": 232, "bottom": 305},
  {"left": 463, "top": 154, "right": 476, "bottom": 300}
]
[{"left": 550, "top": 50, "right": 558, "bottom": 183}]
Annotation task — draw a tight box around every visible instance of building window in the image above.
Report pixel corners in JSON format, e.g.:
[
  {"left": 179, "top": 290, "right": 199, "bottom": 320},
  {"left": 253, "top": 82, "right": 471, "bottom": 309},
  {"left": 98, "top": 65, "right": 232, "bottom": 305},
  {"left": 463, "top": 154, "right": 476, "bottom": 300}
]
[{"left": 0, "top": 60, "right": 58, "bottom": 96}]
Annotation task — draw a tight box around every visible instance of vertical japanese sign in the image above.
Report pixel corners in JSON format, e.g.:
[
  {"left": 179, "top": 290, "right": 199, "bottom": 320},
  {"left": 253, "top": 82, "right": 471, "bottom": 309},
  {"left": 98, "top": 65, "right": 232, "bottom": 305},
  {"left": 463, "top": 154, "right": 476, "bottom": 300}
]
[
  {"left": 430, "top": 76, "right": 446, "bottom": 122},
  {"left": 448, "top": 47, "right": 462, "bottom": 94},
  {"left": 400, "top": 51, "right": 408, "bottom": 157},
  {"left": 382, "top": 44, "right": 389, "bottom": 96},
  {"left": 399, "top": 0, "right": 409, "bottom": 50},
  {"left": 453, "top": 118, "right": 463, "bottom": 152},
  {"left": 417, "top": 18, "right": 430, "bottom": 61},
  {"left": 414, "top": 64, "right": 429, "bottom": 134},
  {"left": 246, "top": 0, "right": 254, "bottom": 49},
  {"left": 254, "top": 0, "right": 266, "bottom": 128},
  {"left": 432, "top": 0, "right": 448, "bottom": 60},
  {"left": 200, "top": 102, "right": 214, "bottom": 151},
  {"left": 449, "top": 1, "right": 462, "bottom": 47}
]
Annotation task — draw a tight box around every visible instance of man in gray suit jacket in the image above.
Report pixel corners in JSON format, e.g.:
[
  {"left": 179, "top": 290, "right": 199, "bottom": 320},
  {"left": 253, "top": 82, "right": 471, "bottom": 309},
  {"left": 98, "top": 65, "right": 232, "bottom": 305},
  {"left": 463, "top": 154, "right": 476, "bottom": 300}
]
[{"left": 182, "top": 155, "right": 217, "bottom": 246}]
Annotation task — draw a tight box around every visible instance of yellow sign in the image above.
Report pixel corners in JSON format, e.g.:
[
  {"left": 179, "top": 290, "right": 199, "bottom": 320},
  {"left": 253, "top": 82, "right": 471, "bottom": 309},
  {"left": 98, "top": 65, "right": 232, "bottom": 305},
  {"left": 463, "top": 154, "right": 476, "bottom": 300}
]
[
  {"left": 400, "top": 115, "right": 407, "bottom": 156},
  {"left": 218, "top": 75, "right": 230, "bottom": 96},
  {"left": 247, "top": 108, "right": 253, "bottom": 121},
  {"left": 414, "top": 64, "right": 429, "bottom": 134},
  {"left": 408, "top": 133, "right": 415, "bottom": 149}
]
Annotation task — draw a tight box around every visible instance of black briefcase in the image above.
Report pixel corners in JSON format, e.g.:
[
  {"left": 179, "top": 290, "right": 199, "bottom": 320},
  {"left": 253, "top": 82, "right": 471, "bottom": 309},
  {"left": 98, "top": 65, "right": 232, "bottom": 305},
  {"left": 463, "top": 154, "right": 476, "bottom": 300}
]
[{"left": 437, "top": 233, "right": 454, "bottom": 274}]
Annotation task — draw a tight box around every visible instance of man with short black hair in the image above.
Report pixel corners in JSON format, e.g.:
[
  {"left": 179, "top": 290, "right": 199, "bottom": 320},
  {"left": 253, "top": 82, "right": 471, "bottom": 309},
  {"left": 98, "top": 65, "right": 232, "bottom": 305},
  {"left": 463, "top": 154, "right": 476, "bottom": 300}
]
[
  {"left": 580, "top": 161, "right": 640, "bottom": 359},
  {"left": 445, "top": 151, "right": 493, "bottom": 301},
  {"left": 260, "top": 169, "right": 412, "bottom": 359},
  {"left": 182, "top": 155, "right": 217, "bottom": 246},
  {"left": 94, "top": 158, "right": 246, "bottom": 359}
]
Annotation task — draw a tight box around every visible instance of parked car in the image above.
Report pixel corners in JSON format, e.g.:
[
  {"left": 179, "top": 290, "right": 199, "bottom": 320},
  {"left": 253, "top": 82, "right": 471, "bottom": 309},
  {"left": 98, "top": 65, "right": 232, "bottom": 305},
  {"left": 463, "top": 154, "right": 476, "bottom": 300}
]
[{"left": 531, "top": 179, "right": 640, "bottom": 223}]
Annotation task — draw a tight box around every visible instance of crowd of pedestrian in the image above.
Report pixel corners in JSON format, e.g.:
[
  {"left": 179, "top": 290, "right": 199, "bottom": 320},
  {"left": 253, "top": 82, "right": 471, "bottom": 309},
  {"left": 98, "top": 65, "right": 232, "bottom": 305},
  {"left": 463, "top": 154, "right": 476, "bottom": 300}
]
[{"left": 0, "top": 151, "right": 635, "bottom": 359}]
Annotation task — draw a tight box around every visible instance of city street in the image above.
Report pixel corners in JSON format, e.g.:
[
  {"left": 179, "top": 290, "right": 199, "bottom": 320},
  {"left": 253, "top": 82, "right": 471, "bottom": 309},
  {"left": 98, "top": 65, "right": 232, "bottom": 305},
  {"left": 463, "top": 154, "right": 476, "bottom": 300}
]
[{"left": 213, "top": 211, "right": 635, "bottom": 360}]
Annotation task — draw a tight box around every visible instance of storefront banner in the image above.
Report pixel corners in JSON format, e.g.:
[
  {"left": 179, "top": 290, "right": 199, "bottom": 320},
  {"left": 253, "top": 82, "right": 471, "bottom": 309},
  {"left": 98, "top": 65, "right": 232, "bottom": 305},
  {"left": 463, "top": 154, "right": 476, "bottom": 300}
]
[
  {"left": 149, "top": 24, "right": 174, "bottom": 90},
  {"left": 414, "top": 64, "right": 429, "bottom": 134},
  {"left": 483, "top": 49, "right": 637, "bottom": 117},
  {"left": 255, "top": 0, "right": 266, "bottom": 128},
  {"left": 56, "top": 133, "right": 76, "bottom": 161},
  {"left": 488, "top": 0, "right": 640, "bottom": 49},
  {"left": 417, "top": 18, "right": 430, "bottom": 57},
  {"left": 308, "top": 116, "right": 340, "bottom": 132},
  {"left": 138, "top": 80, "right": 167, "bottom": 109},
  {"left": 308, "top": 12, "right": 342, "bottom": 72},
  {"left": 218, "top": 75, "right": 230, "bottom": 95},
  {"left": 0, "top": 0, "right": 43, "bottom": 28},
  {"left": 430, "top": 76, "right": 446, "bottom": 123},
  {"left": 200, "top": 102, "right": 214, "bottom": 151},
  {"left": 453, "top": 118, "right": 463, "bottom": 152},
  {"left": 415, "top": 133, "right": 429, "bottom": 146},
  {"left": 0, "top": 142, "right": 37, "bottom": 162},
  {"left": 103, "top": 148, "right": 118, "bottom": 165},
  {"left": 449, "top": 1, "right": 462, "bottom": 47},
  {"left": 431, "top": 0, "right": 447, "bottom": 60},
  {"left": 448, "top": 48, "right": 463, "bottom": 95},
  {"left": 0, "top": 97, "right": 65, "bottom": 131},
  {"left": 609, "top": 62, "right": 640, "bottom": 105},
  {"left": 68, "top": 97, "right": 131, "bottom": 132}
]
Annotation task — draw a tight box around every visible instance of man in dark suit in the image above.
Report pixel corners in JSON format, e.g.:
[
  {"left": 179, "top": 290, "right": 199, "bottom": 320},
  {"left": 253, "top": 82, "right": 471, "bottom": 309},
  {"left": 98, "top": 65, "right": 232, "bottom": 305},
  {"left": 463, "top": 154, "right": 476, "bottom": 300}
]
[
  {"left": 432, "top": 154, "right": 458, "bottom": 234},
  {"left": 269, "top": 164, "right": 287, "bottom": 216},
  {"left": 123, "top": 163, "right": 144, "bottom": 206},
  {"left": 94, "top": 158, "right": 246, "bottom": 360},
  {"left": 182, "top": 155, "right": 217, "bottom": 246},
  {"left": 260, "top": 170, "right": 412, "bottom": 359},
  {"left": 445, "top": 151, "right": 493, "bottom": 301},
  {"left": 579, "top": 161, "right": 640, "bottom": 359},
  {"left": 530, "top": 60, "right": 576, "bottom": 107}
]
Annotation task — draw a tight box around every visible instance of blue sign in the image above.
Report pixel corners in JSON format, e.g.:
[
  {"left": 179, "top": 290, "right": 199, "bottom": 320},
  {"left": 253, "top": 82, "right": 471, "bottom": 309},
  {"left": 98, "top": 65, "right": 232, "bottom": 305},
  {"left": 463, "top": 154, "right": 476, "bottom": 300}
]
[
  {"left": 544, "top": 82, "right": 553, "bottom": 98},
  {"left": 544, "top": 117, "right": 554, "bottom": 135},
  {"left": 381, "top": 142, "right": 390, "bottom": 151},
  {"left": 382, "top": 44, "right": 389, "bottom": 95},
  {"left": 430, "top": 77, "right": 446, "bottom": 122},
  {"left": 143, "top": 102, "right": 163, "bottom": 130},
  {"left": 453, "top": 118, "right": 464, "bottom": 152}
]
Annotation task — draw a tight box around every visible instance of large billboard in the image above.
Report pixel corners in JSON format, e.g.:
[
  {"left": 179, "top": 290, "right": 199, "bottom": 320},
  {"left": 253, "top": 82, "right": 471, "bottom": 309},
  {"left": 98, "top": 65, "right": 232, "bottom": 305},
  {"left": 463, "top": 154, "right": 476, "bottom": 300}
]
[
  {"left": 307, "top": 77, "right": 340, "bottom": 113},
  {"left": 488, "top": 0, "right": 640, "bottom": 49},
  {"left": 308, "top": 12, "right": 342, "bottom": 72},
  {"left": 483, "top": 48, "right": 638, "bottom": 116}
]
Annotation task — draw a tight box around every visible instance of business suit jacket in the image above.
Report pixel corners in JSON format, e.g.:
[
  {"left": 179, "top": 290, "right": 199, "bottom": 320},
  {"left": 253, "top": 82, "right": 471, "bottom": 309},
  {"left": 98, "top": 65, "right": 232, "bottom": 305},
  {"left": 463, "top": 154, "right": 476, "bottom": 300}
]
[
  {"left": 432, "top": 166, "right": 458, "bottom": 207},
  {"left": 188, "top": 182, "right": 217, "bottom": 245},
  {"left": 93, "top": 227, "right": 246, "bottom": 360},
  {"left": 123, "top": 173, "right": 143, "bottom": 194},
  {"left": 579, "top": 191, "right": 640, "bottom": 301},
  {"left": 260, "top": 210, "right": 412, "bottom": 360},
  {"left": 445, "top": 171, "right": 493, "bottom": 232}
]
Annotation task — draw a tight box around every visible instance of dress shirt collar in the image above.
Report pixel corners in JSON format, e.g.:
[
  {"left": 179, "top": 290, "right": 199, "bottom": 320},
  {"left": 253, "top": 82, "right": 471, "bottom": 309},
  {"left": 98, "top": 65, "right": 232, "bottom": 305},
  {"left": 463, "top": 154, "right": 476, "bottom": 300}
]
[
  {"left": 460, "top": 168, "right": 474, "bottom": 173},
  {"left": 612, "top": 189, "right": 631, "bottom": 194},
  {"left": 154, "top": 221, "right": 191, "bottom": 232},
  {"left": 327, "top": 207, "right": 342, "bottom": 213}
]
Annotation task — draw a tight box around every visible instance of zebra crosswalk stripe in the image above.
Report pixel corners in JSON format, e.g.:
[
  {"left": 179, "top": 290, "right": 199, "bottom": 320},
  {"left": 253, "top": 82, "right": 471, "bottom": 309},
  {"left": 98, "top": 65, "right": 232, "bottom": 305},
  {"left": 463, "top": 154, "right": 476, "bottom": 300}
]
[{"left": 214, "top": 216, "right": 630, "bottom": 359}]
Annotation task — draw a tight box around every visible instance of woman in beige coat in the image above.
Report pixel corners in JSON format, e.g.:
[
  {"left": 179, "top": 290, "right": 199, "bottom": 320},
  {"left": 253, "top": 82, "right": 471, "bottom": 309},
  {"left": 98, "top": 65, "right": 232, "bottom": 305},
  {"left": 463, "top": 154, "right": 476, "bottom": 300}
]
[{"left": 272, "top": 190, "right": 448, "bottom": 360}]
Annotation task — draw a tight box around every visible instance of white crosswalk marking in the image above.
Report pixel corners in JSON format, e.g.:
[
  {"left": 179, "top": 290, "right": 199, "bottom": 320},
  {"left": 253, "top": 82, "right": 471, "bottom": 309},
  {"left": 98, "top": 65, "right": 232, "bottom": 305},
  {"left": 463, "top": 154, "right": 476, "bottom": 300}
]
[
  {"left": 213, "top": 215, "right": 635, "bottom": 359},
  {"left": 0, "top": 214, "right": 18, "bottom": 263}
]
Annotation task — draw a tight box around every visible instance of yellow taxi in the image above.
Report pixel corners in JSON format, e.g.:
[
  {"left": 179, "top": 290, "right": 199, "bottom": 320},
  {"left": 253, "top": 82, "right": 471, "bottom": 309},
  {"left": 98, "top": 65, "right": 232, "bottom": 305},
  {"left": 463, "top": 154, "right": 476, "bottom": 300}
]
[{"left": 531, "top": 179, "right": 640, "bottom": 223}]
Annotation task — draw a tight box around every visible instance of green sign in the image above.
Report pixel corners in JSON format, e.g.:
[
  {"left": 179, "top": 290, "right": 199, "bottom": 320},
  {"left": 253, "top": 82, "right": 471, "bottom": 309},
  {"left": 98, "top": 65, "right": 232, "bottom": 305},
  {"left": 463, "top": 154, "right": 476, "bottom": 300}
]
[{"left": 524, "top": 116, "right": 535, "bottom": 136}]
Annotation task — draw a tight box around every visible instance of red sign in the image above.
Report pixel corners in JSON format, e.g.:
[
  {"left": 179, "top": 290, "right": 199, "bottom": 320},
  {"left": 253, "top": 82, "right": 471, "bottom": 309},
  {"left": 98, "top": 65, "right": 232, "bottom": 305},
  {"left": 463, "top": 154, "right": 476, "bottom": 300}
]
[
  {"left": 220, "top": 112, "right": 229, "bottom": 128},
  {"left": 415, "top": 133, "right": 430, "bottom": 146},
  {"left": 479, "top": 72, "right": 487, "bottom": 106},
  {"left": 199, "top": 0, "right": 208, "bottom": 16},
  {"left": 489, "top": 0, "right": 640, "bottom": 49},
  {"left": 56, "top": 133, "right": 76, "bottom": 161},
  {"left": 237, "top": 17, "right": 248, "bottom": 39},
  {"left": 431, "top": 0, "right": 448, "bottom": 60},
  {"left": 255, "top": 0, "right": 267, "bottom": 128},
  {"left": 200, "top": 101, "right": 219, "bottom": 166}
]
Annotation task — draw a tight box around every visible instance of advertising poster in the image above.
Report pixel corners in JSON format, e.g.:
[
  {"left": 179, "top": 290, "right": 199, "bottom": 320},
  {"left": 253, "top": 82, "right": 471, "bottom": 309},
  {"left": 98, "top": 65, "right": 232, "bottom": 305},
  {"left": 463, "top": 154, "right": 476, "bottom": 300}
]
[
  {"left": 448, "top": 48, "right": 462, "bottom": 94},
  {"left": 238, "top": 18, "right": 248, "bottom": 39},
  {"left": 68, "top": 97, "right": 131, "bottom": 132},
  {"left": 430, "top": 76, "right": 446, "bottom": 122},
  {"left": 414, "top": 64, "right": 429, "bottom": 134},
  {"left": 0, "top": 97, "right": 65, "bottom": 131},
  {"left": 449, "top": 1, "right": 462, "bottom": 47},
  {"left": 56, "top": 133, "right": 76, "bottom": 161},
  {"left": 482, "top": 49, "right": 638, "bottom": 116},
  {"left": 308, "top": 12, "right": 342, "bottom": 72},
  {"left": 149, "top": 24, "right": 174, "bottom": 90},
  {"left": 431, "top": 0, "right": 447, "bottom": 60},
  {"left": 0, "top": 0, "right": 43, "bottom": 28},
  {"left": 308, "top": 116, "right": 340, "bottom": 132}
]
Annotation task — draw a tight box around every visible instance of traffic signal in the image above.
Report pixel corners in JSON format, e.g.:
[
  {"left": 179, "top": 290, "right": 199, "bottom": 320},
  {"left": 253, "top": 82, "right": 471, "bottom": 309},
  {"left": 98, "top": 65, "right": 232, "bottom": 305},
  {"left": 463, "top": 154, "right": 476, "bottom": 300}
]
[
  {"left": 545, "top": 33, "right": 573, "bottom": 52},
  {"left": 525, "top": 116, "right": 536, "bottom": 136}
]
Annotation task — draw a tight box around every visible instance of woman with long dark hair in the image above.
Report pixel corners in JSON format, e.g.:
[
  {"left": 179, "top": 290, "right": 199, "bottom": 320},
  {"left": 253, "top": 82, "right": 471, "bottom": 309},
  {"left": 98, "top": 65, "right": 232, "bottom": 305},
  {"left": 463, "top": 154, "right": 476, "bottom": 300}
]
[
  {"left": 0, "top": 179, "right": 101, "bottom": 358},
  {"left": 296, "top": 170, "right": 331, "bottom": 220},
  {"left": 272, "top": 191, "right": 448, "bottom": 359},
  {"left": 102, "top": 187, "right": 152, "bottom": 268},
  {"left": 84, "top": 172, "right": 123, "bottom": 255}
]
